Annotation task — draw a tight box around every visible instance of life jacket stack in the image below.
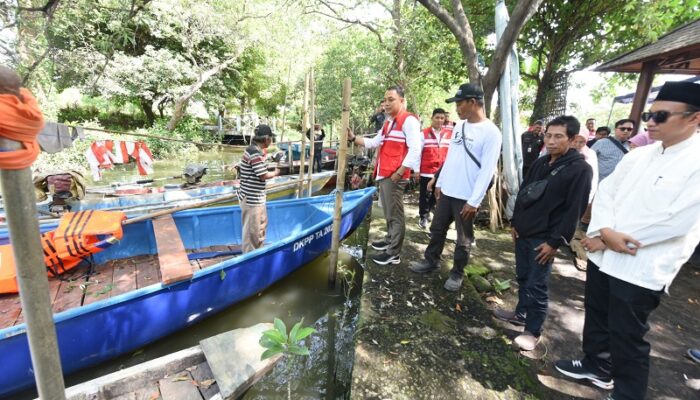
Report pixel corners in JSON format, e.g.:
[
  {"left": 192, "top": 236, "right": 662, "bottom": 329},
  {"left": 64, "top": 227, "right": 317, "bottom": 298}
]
[{"left": 0, "top": 210, "right": 126, "bottom": 294}]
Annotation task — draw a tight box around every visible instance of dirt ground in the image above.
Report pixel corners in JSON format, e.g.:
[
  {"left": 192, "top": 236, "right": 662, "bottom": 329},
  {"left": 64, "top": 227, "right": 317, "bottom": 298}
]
[{"left": 350, "top": 191, "right": 700, "bottom": 399}]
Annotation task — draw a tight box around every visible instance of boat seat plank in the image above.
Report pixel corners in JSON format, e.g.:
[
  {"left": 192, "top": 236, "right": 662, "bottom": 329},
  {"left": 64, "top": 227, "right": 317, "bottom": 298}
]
[
  {"left": 0, "top": 295, "right": 21, "bottom": 330},
  {"left": 158, "top": 371, "right": 203, "bottom": 400},
  {"left": 112, "top": 259, "right": 138, "bottom": 297},
  {"left": 52, "top": 263, "right": 90, "bottom": 314},
  {"left": 153, "top": 215, "right": 193, "bottom": 285},
  {"left": 200, "top": 323, "right": 280, "bottom": 400},
  {"left": 135, "top": 255, "right": 162, "bottom": 290},
  {"left": 189, "top": 361, "right": 220, "bottom": 399},
  {"left": 83, "top": 261, "right": 116, "bottom": 306}
]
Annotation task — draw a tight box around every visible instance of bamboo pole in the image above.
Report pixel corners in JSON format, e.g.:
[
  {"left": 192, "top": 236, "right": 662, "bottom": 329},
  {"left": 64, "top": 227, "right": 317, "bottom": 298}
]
[
  {"left": 307, "top": 67, "right": 316, "bottom": 195},
  {"left": 298, "top": 72, "right": 310, "bottom": 197},
  {"left": 328, "top": 78, "right": 351, "bottom": 289},
  {"left": 0, "top": 138, "right": 66, "bottom": 399},
  {"left": 279, "top": 62, "right": 292, "bottom": 143}
]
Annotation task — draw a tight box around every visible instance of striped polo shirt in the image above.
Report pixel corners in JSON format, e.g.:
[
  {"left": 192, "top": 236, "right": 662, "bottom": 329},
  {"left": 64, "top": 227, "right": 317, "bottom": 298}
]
[{"left": 238, "top": 143, "right": 268, "bottom": 204}]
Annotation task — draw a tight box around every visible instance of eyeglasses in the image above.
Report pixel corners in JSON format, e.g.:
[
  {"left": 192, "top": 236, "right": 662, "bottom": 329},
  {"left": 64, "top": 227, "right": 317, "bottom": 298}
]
[
  {"left": 617, "top": 127, "right": 633, "bottom": 132},
  {"left": 641, "top": 110, "right": 694, "bottom": 123}
]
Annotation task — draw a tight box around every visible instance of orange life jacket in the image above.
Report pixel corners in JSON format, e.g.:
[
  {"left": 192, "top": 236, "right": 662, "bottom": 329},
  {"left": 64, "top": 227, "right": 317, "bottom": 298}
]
[
  {"left": 375, "top": 110, "right": 416, "bottom": 180},
  {"left": 0, "top": 210, "right": 126, "bottom": 294}
]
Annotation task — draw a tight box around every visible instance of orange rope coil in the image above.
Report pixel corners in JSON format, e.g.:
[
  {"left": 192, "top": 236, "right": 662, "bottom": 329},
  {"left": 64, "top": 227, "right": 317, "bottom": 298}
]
[{"left": 0, "top": 88, "right": 44, "bottom": 169}]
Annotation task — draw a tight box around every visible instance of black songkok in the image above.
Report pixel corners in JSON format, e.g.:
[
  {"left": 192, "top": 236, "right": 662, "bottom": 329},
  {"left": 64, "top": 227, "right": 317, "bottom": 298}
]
[{"left": 655, "top": 81, "right": 700, "bottom": 108}]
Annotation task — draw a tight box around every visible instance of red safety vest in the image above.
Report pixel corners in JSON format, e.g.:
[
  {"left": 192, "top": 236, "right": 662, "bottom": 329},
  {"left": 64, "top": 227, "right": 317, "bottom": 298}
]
[
  {"left": 375, "top": 110, "right": 416, "bottom": 180},
  {"left": 420, "top": 126, "right": 452, "bottom": 176}
]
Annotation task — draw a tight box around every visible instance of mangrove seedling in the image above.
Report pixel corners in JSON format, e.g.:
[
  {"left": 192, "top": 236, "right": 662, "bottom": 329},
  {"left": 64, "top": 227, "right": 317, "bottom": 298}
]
[{"left": 259, "top": 318, "right": 315, "bottom": 399}]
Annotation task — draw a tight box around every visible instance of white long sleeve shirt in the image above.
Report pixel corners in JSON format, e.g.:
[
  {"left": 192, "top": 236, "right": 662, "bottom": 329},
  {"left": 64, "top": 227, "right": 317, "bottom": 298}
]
[
  {"left": 436, "top": 119, "right": 502, "bottom": 207},
  {"left": 362, "top": 114, "right": 422, "bottom": 180},
  {"left": 587, "top": 133, "right": 700, "bottom": 292}
]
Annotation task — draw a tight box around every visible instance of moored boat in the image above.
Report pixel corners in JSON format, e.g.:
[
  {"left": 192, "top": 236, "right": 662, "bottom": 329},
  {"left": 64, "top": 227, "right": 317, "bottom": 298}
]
[{"left": 0, "top": 187, "right": 374, "bottom": 396}]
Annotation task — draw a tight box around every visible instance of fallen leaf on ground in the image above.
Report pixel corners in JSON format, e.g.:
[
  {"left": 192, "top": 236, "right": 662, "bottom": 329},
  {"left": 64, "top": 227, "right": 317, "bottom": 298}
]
[
  {"left": 400, "top": 339, "right": 410, "bottom": 345},
  {"left": 172, "top": 375, "right": 190, "bottom": 382},
  {"left": 455, "top": 303, "right": 462, "bottom": 312},
  {"left": 198, "top": 379, "right": 215, "bottom": 388},
  {"left": 485, "top": 296, "right": 503, "bottom": 305}
]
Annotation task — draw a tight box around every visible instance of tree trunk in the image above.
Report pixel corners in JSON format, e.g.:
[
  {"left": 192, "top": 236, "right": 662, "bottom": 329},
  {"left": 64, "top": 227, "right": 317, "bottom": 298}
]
[
  {"left": 530, "top": 66, "right": 557, "bottom": 123},
  {"left": 166, "top": 56, "right": 239, "bottom": 131},
  {"left": 140, "top": 97, "right": 156, "bottom": 126}
]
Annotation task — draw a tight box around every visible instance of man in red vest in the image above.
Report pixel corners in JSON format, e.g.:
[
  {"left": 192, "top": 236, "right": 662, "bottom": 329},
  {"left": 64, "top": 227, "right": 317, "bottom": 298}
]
[
  {"left": 347, "top": 86, "right": 422, "bottom": 265},
  {"left": 417, "top": 108, "right": 451, "bottom": 229}
]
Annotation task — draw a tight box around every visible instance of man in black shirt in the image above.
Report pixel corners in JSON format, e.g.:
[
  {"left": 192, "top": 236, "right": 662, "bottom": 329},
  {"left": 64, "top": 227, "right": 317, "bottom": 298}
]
[
  {"left": 495, "top": 115, "right": 592, "bottom": 351},
  {"left": 521, "top": 119, "right": 544, "bottom": 179},
  {"left": 369, "top": 101, "right": 386, "bottom": 133},
  {"left": 306, "top": 124, "right": 326, "bottom": 172}
]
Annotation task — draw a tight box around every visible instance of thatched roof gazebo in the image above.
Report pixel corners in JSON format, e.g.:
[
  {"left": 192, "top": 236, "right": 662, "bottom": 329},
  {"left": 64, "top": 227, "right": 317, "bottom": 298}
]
[{"left": 596, "top": 19, "right": 700, "bottom": 128}]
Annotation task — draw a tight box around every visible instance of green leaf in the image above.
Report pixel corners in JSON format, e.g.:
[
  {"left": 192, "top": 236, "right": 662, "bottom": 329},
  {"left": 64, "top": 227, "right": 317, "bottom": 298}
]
[
  {"left": 289, "top": 318, "right": 303, "bottom": 343},
  {"left": 261, "top": 329, "right": 286, "bottom": 345},
  {"left": 219, "top": 270, "right": 226, "bottom": 281},
  {"left": 294, "top": 327, "right": 315, "bottom": 341},
  {"left": 260, "top": 345, "right": 284, "bottom": 360},
  {"left": 273, "top": 318, "right": 288, "bottom": 342},
  {"left": 287, "top": 344, "right": 310, "bottom": 356},
  {"left": 259, "top": 334, "right": 280, "bottom": 349}
]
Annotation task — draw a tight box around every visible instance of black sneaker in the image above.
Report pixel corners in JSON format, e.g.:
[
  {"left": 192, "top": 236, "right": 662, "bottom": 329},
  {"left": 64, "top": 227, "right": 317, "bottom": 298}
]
[
  {"left": 371, "top": 240, "right": 390, "bottom": 251},
  {"left": 554, "top": 359, "right": 614, "bottom": 390},
  {"left": 372, "top": 252, "right": 400, "bottom": 265},
  {"left": 492, "top": 308, "right": 526, "bottom": 326}
]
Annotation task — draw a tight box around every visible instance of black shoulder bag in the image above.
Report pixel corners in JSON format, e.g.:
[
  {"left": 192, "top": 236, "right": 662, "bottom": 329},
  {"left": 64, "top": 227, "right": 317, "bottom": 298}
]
[
  {"left": 460, "top": 123, "right": 495, "bottom": 190},
  {"left": 518, "top": 162, "right": 569, "bottom": 208}
]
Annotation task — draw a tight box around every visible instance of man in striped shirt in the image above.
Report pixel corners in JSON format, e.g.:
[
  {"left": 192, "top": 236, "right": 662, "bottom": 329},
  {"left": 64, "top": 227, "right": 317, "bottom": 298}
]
[{"left": 238, "top": 124, "right": 279, "bottom": 253}]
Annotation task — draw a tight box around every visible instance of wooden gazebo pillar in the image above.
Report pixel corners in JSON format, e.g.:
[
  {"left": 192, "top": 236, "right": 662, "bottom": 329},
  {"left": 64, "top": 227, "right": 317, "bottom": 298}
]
[{"left": 628, "top": 61, "right": 657, "bottom": 133}]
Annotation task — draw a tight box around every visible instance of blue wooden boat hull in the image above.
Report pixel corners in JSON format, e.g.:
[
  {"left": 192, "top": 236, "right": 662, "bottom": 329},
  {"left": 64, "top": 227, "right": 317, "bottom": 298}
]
[{"left": 0, "top": 187, "right": 375, "bottom": 396}]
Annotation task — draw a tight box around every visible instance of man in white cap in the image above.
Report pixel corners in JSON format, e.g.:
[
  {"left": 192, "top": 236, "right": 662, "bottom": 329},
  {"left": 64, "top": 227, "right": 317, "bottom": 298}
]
[{"left": 555, "top": 81, "right": 700, "bottom": 399}]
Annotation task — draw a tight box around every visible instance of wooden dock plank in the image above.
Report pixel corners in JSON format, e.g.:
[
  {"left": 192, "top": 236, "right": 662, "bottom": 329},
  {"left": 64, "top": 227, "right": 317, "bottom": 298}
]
[
  {"left": 135, "top": 255, "right": 161, "bottom": 290},
  {"left": 52, "top": 264, "right": 90, "bottom": 314},
  {"left": 189, "top": 361, "right": 219, "bottom": 399},
  {"left": 112, "top": 259, "right": 138, "bottom": 296},
  {"left": 83, "top": 261, "right": 116, "bottom": 305},
  {"left": 153, "top": 215, "right": 193, "bottom": 285},
  {"left": 158, "top": 371, "right": 203, "bottom": 400},
  {"left": 200, "top": 323, "right": 280, "bottom": 400},
  {"left": 0, "top": 294, "right": 21, "bottom": 330}
]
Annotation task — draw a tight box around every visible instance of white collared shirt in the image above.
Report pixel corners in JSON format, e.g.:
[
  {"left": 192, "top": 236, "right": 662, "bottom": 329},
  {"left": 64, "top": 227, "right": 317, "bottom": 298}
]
[{"left": 587, "top": 133, "right": 700, "bottom": 291}]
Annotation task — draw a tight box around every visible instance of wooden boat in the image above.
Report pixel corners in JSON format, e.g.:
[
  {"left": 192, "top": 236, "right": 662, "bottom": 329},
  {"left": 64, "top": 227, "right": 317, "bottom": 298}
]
[
  {"left": 63, "top": 323, "right": 280, "bottom": 400},
  {"left": 0, "top": 171, "right": 336, "bottom": 226},
  {"left": 0, "top": 187, "right": 375, "bottom": 396}
]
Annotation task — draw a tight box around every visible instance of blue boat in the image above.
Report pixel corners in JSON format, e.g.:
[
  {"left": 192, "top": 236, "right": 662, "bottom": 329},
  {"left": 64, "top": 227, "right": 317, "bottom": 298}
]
[{"left": 0, "top": 187, "right": 374, "bottom": 396}]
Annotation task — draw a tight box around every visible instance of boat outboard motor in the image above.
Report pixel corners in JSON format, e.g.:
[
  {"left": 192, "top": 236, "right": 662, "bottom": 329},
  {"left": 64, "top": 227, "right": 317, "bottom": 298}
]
[{"left": 183, "top": 165, "right": 208, "bottom": 185}]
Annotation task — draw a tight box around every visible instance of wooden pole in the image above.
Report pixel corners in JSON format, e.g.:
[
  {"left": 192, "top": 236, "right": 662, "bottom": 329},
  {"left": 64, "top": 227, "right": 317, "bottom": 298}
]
[
  {"left": 628, "top": 61, "right": 656, "bottom": 134},
  {"left": 307, "top": 67, "right": 316, "bottom": 195},
  {"left": 328, "top": 78, "right": 351, "bottom": 289},
  {"left": 0, "top": 138, "right": 66, "bottom": 399},
  {"left": 298, "top": 72, "right": 310, "bottom": 196},
  {"left": 279, "top": 62, "right": 292, "bottom": 143}
]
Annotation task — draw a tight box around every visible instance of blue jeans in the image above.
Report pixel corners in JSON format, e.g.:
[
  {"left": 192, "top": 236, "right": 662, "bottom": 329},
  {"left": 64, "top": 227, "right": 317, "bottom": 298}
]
[{"left": 514, "top": 237, "right": 553, "bottom": 336}]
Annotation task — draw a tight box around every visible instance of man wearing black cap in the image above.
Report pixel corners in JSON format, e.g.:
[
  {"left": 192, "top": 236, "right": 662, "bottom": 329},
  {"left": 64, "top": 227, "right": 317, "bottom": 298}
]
[
  {"left": 555, "top": 81, "right": 700, "bottom": 399},
  {"left": 408, "top": 83, "right": 502, "bottom": 292},
  {"left": 238, "top": 124, "right": 279, "bottom": 253}
]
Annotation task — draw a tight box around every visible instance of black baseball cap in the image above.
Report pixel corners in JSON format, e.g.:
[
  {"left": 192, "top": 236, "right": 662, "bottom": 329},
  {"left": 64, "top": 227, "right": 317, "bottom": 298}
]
[
  {"left": 254, "top": 124, "right": 275, "bottom": 138},
  {"left": 445, "top": 83, "right": 484, "bottom": 103}
]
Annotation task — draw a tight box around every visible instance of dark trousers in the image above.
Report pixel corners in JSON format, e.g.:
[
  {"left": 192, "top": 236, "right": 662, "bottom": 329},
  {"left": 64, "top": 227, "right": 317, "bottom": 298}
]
[
  {"left": 377, "top": 178, "right": 407, "bottom": 256},
  {"left": 418, "top": 176, "right": 436, "bottom": 219},
  {"left": 513, "top": 237, "right": 553, "bottom": 337},
  {"left": 424, "top": 195, "right": 474, "bottom": 279},
  {"left": 312, "top": 151, "right": 323, "bottom": 172},
  {"left": 581, "top": 260, "right": 662, "bottom": 400}
]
